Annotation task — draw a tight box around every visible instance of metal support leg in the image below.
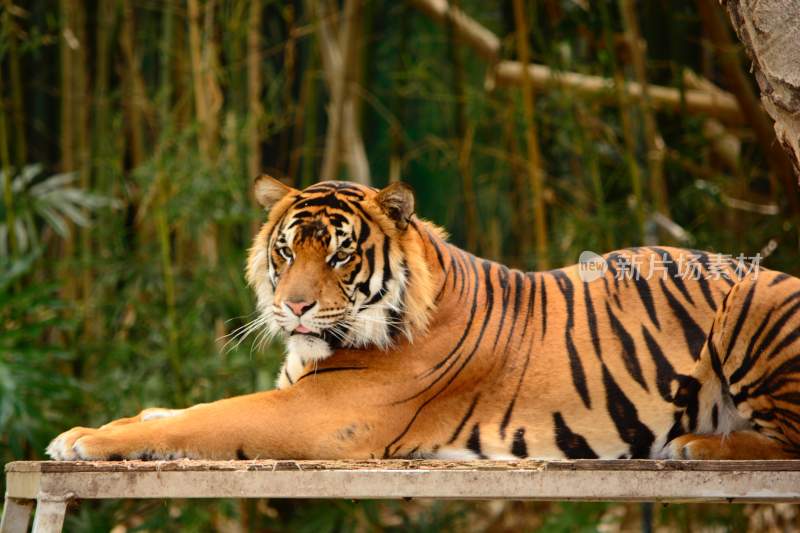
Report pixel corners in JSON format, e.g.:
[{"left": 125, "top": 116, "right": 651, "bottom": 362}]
[
  {"left": 31, "top": 499, "right": 68, "bottom": 533},
  {"left": 0, "top": 497, "right": 34, "bottom": 533}
]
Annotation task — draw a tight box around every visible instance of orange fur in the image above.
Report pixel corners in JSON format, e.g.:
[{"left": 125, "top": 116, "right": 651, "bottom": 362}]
[{"left": 47, "top": 180, "right": 800, "bottom": 461}]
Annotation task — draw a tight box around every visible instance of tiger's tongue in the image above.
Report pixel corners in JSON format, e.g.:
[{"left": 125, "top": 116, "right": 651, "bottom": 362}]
[{"left": 295, "top": 325, "right": 311, "bottom": 334}]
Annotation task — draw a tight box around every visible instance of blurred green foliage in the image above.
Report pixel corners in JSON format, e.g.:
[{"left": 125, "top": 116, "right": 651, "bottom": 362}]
[{"left": 1, "top": 0, "right": 798, "bottom": 530}]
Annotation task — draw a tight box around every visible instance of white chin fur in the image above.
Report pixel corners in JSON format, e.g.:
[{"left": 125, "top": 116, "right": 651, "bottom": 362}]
[
  {"left": 286, "top": 334, "right": 332, "bottom": 362},
  {"left": 277, "top": 335, "right": 333, "bottom": 389}
]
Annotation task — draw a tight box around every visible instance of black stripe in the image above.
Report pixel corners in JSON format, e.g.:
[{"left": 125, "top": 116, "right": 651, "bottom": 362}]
[
  {"left": 447, "top": 394, "right": 480, "bottom": 444},
  {"left": 552, "top": 271, "right": 591, "bottom": 409},
  {"left": 500, "top": 274, "right": 537, "bottom": 439},
  {"left": 467, "top": 423, "right": 486, "bottom": 459},
  {"left": 602, "top": 365, "right": 655, "bottom": 458},
  {"left": 730, "top": 307, "right": 776, "bottom": 385},
  {"left": 363, "top": 238, "right": 393, "bottom": 306},
  {"left": 511, "top": 428, "right": 528, "bottom": 458},
  {"left": 660, "top": 279, "right": 707, "bottom": 360},
  {"left": 418, "top": 254, "right": 481, "bottom": 380},
  {"left": 583, "top": 282, "right": 602, "bottom": 361},
  {"left": 384, "top": 260, "right": 495, "bottom": 455},
  {"left": 294, "top": 193, "right": 355, "bottom": 214},
  {"left": 505, "top": 271, "right": 525, "bottom": 348},
  {"left": 751, "top": 292, "right": 800, "bottom": 364},
  {"left": 303, "top": 183, "right": 337, "bottom": 193},
  {"left": 768, "top": 327, "right": 800, "bottom": 361},
  {"left": 722, "top": 281, "right": 757, "bottom": 364},
  {"left": 748, "top": 354, "right": 800, "bottom": 400},
  {"left": 356, "top": 246, "right": 375, "bottom": 297},
  {"left": 764, "top": 299, "right": 800, "bottom": 360},
  {"left": 672, "top": 374, "right": 701, "bottom": 432},
  {"left": 651, "top": 247, "right": 695, "bottom": 306},
  {"left": 632, "top": 271, "right": 661, "bottom": 330},
  {"left": 296, "top": 366, "right": 367, "bottom": 382},
  {"left": 689, "top": 252, "right": 717, "bottom": 312},
  {"left": 355, "top": 217, "right": 371, "bottom": 247},
  {"left": 540, "top": 277, "right": 548, "bottom": 340},
  {"left": 553, "top": 412, "right": 598, "bottom": 459},
  {"left": 605, "top": 301, "right": 647, "bottom": 390},
  {"left": 494, "top": 270, "right": 525, "bottom": 379},
  {"left": 489, "top": 265, "right": 511, "bottom": 352},
  {"left": 641, "top": 325, "right": 676, "bottom": 402},
  {"left": 665, "top": 412, "right": 685, "bottom": 444},
  {"left": 425, "top": 229, "right": 446, "bottom": 270},
  {"left": 770, "top": 273, "right": 791, "bottom": 287},
  {"left": 690, "top": 250, "right": 734, "bottom": 287}
]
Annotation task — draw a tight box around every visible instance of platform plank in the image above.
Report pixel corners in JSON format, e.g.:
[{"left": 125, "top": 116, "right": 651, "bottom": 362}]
[{"left": 5, "top": 460, "right": 800, "bottom": 503}]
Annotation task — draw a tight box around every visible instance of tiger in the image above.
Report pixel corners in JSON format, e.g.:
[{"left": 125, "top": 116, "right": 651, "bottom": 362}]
[{"left": 47, "top": 177, "right": 800, "bottom": 462}]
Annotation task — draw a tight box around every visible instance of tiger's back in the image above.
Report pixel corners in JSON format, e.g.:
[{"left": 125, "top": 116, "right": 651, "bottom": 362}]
[{"left": 372, "top": 245, "right": 751, "bottom": 460}]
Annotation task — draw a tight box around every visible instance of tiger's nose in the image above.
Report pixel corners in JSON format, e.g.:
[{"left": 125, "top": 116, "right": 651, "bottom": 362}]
[{"left": 286, "top": 300, "right": 315, "bottom": 317}]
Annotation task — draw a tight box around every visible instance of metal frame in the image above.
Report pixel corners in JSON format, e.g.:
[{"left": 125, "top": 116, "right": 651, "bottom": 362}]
[{"left": 4, "top": 459, "right": 800, "bottom": 532}]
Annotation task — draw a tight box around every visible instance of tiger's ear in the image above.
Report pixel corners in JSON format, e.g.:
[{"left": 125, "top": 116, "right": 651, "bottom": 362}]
[
  {"left": 376, "top": 181, "right": 415, "bottom": 230},
  {"left": 254, "top": 174, "right": 297, "bottom": 210}
]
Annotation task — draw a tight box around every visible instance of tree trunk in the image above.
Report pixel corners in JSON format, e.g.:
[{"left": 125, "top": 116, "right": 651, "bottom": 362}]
[{"left": 723, "top": 0, "right": 800, "bottom": 185}]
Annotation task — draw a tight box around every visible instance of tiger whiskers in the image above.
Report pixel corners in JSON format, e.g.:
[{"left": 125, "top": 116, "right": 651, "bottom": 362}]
[{"left": 220, "top": 312, "right": 273, "bottom": 354}]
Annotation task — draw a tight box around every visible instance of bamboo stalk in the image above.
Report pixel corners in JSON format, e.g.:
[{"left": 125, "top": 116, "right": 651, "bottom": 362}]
[
  {"left": 70, "top": 0, "right": 95, "bottom": 337},
  {"left": 314, "top": 0, "right": 369, "bottom": 184},
  {"left": 619, "top": 0, "right": 669, "bottom": 218},
  {"left": 316, "top": 0, "right": 345, "bottom": 181},
  {"left": 503, "top": 93, "right": 531, "bottom": 264},
  {"left": 120, "top": 0, "right": 145, "bottom": 167},
  {"left": 512, "top": 0, "right": 549, "bottom": 269},
  {"left": 0, "top": 63, "right": 15, "bottom": 257},
  {"left": 301, "top": 49, "right": 320, "bottom": 187},
  {"left": 576, "top": 103, "right": 612, "bottom": 251},
  {"left": 341, "top": 0, "right": 369, "bottom": 184},
  {"left": 187, "top": 0, "right": 210, "bottom": 156},
  {"left": 93, "top": 0, "right": 116, "bottom": 197},
  {"left": 279, "top": 4, "right": 296, "bottom": 176},
  {"left": 493, "top": 62, "right": 742, "bottom": 123},
  {"left": 90, "top": 0, "right": 117, "bottom": 344},
  {"left": 410, "top": 0, "right": 742, "bottom": 123},
  {"left": 598, "top": 1, "right": 644, "bottom": 241},
  {"left": 289, "top": 45, "right": 310, "bottom": 183},
  {"left": 409, "top": 0, "right": 500, "bottom": 62},
  {"left": 201, "top": 0, "right": 222, "bottom": 162},
  {"left": 59, "top": 0, "right": 77, "bottom": 302},
  {"left": 448, "top": 0, "right": 478, "bottom": 253},
  {"left": 389, "top": 4, "right": 410, "bottom": 183},
  {"left": 683, "top": 70, "right": 741, "bottom": 173},
  {"left": 247, "top": 0, "right": 263, "bottom": 180},
  {"left": 3, "top": 0, "right": 25, "bottom": 167},
  {"left": 157, "top": 1, "right": 183, "bottom": 402}
]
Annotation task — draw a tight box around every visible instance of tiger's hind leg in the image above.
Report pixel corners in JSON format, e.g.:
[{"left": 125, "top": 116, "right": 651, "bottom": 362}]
[
  {"left": 666, "top": 271, "right": 800, "bottom": 459},
  {"left": 666, "top": 430, "right": 796, "bottom": 459}
]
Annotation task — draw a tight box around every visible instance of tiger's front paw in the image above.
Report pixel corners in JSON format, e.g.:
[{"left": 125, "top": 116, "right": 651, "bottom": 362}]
[
  {"left": 46, "top": 422, "right": 191, "bottom": 461},
  {"left": 47, "top": 426, "right": 139, "bottom": 460},
  {"left": 46, "top": 426, "right": 99, "bottom": 460}
]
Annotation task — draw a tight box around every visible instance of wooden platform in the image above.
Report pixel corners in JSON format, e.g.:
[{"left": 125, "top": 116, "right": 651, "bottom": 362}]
[{"left": 4, "top": 459, "right": 800, "bottom": 532}]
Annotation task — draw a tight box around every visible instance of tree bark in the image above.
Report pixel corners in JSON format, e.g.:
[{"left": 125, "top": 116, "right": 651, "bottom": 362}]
[{"left": 723, "top": 0, "right": 800, "bottom": 185}]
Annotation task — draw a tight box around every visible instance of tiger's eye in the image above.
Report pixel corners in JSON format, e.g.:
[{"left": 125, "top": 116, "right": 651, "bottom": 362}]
[
  {"left": 277, "top": 246, "right": 293, "bottom": 260},
  {"left": 335, "top": 251, "right": 350, "bottom": 262}
]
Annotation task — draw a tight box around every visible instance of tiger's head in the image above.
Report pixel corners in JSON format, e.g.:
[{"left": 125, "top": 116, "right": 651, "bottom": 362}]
[{"left": 246, "top": 176, "right": 439, "bottom": 362}]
